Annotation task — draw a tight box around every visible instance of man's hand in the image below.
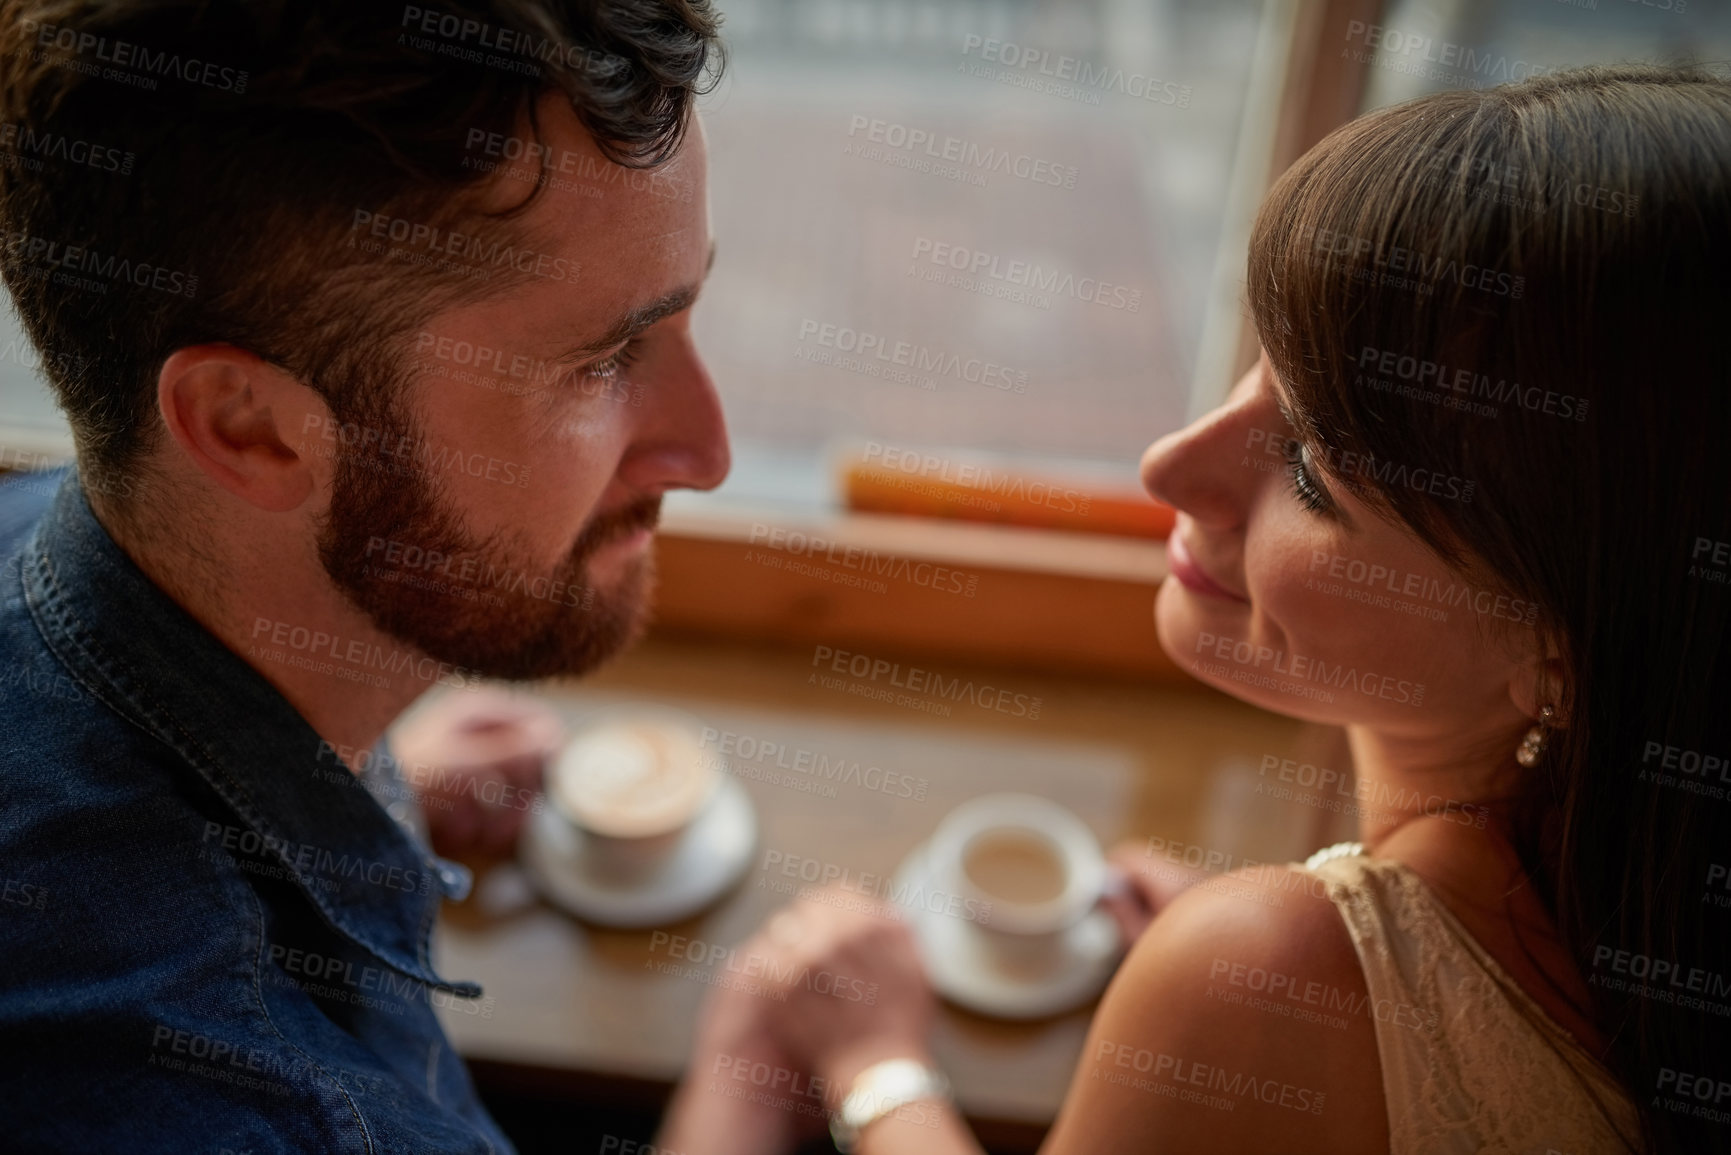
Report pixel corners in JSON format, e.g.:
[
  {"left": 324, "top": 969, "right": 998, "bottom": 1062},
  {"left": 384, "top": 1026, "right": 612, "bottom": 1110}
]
[{"left": 388, "top": 688, "right": 565, "bottom": 859}]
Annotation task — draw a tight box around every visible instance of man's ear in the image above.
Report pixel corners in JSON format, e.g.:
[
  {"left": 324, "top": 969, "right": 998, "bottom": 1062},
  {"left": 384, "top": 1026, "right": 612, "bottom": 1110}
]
[{"left": 156, "top": 344, "right": 327, "bottom": 513}]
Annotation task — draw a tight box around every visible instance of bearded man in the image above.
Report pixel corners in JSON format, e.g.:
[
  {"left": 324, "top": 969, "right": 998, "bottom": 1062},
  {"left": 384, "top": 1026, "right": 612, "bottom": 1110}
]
[{"left": 0, "top": 2, "right": 728, "bottom": 1148}]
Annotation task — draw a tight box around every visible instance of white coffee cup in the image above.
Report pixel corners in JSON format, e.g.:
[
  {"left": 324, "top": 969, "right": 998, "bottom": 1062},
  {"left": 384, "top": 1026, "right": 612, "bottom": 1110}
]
[
  {"left": 548, "top": 707, "right": 718, "bottom": 879},
  {"left": 927, "top": 793, "right": 1107, "bottom": 970}
]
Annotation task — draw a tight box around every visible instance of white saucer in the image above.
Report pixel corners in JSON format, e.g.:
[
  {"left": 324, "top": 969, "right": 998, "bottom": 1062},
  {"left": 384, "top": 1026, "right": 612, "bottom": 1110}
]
[
  {"left": 521, "top": 776, "right": 757, "bottom": 928},
  {"left": 892, "top": 842, "right": 1123, "bottom": 1021}
]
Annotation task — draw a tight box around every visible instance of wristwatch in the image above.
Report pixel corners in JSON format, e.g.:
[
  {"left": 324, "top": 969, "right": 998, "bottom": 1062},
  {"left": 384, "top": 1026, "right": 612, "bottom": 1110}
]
[{"left": 829, "top": 1058, "right": 952, "bottom": 1153}]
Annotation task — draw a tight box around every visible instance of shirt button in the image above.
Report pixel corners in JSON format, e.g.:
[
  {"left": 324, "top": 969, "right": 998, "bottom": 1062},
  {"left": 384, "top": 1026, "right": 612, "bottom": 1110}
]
[{"left": 434, "top": 859, "right": 473, "bottom": 902}]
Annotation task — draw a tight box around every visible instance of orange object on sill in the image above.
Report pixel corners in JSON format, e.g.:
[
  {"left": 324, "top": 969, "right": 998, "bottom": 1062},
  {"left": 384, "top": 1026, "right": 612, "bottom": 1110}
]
[{"left": 839, "top": 451, "right": 1176, "bottom": 540}]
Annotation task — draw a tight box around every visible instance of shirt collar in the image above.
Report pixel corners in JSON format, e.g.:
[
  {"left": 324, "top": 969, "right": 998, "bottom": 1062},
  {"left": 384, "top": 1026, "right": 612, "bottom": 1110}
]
[{"left": 20, "top": 470, "right": 478, "bottom": 994}]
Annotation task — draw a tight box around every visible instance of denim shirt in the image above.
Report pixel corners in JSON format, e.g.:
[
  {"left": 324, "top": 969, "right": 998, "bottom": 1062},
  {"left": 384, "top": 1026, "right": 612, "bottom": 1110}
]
[{"left": 0, "top": 469, "right": 516, "bottom": 1154}]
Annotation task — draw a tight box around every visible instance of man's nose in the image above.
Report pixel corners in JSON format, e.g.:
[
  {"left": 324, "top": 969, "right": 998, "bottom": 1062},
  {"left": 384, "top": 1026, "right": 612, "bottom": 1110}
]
[{"left": 617, "top": 340, "right": 731, "bottom": 495}]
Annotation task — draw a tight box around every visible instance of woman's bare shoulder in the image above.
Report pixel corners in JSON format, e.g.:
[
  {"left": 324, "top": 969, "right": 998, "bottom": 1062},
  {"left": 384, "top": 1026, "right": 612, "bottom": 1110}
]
[{"left": 1041, "top": 865, "right": 1387, "bottom": 1155}]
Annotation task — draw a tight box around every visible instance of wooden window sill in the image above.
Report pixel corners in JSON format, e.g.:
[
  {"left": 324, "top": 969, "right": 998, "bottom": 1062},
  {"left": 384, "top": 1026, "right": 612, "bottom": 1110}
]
[{"left": 649, "top": 506, "right": 1182, "bottom": 681}]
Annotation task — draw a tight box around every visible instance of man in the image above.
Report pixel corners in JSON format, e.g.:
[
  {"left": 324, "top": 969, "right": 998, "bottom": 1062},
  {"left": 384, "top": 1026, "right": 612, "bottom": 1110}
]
[{"left": 0, "top": 1, "right": 727, "bottom": 1149}]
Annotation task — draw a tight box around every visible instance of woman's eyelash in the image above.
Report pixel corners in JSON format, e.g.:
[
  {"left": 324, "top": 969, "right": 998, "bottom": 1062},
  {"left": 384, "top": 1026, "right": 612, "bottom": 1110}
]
[{"left": 1283, "top": 437, "right": 1332, "bottom": 515}]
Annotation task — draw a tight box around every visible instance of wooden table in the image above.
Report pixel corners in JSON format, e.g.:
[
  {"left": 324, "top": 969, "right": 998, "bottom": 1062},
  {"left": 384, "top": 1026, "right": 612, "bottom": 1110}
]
[{"left": 427, "top": 634, "right": 1348, "bottom": 1146}]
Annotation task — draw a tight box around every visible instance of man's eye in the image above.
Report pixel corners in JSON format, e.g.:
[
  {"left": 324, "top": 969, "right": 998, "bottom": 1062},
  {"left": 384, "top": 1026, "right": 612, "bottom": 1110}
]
[{"left": 578, "top": 340, "right": 643, "bottom": 385}]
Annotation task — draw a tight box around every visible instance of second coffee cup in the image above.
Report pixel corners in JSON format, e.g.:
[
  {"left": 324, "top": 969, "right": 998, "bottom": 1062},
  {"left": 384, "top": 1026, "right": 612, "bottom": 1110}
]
[{"left": 926, "top": 793, "right": 1107, "bottom": 969}]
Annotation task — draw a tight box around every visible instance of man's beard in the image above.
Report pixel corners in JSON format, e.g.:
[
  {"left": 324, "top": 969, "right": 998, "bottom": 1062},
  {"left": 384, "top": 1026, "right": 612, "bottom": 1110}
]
[{"left": 316, "top": 389, "right": 658, "bottom": 683}]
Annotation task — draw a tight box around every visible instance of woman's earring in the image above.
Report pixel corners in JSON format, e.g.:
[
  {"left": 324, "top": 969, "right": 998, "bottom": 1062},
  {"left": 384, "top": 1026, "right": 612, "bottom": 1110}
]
[{"left": 1516, "top": 704, "right": 1556, "bottom": 767}]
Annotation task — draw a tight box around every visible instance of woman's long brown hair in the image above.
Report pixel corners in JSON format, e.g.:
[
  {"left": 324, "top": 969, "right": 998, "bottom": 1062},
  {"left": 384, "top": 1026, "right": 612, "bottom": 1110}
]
[{"left": 1248, "top": 65, "right": 1731, "bottom": 1152}]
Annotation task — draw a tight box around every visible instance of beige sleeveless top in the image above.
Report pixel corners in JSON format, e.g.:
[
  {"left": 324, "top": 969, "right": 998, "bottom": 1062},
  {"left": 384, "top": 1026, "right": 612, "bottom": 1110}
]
[{"left": 1297, "top": 843, "right": 1644, "bottom": 1154}]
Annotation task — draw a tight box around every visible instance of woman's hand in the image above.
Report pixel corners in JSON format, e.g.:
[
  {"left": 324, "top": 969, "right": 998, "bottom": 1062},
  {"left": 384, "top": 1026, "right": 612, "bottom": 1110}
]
[
  {"left": 659, "top": 885, "right": 939, "bottom": 1155},
  {"left": 1099, "top": 838, "right": 1211, "bottom": 945},
  {"left": 744, "top": 885, "right": 938, "bottom": 1090},
  {"left": 388, "top": 688, "right": 565, "bottom": 859}
]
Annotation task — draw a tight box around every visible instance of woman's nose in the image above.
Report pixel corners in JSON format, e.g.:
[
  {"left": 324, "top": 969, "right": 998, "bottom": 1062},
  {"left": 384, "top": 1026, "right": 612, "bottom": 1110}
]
[{"left": 1140, "top": 363, "right": 1268, "bottom": 531}]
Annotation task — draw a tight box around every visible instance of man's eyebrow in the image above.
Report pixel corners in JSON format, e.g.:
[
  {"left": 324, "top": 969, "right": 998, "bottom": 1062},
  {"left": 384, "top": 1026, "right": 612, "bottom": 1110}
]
[{"left": 555, "top": 241, "right": 717, "bottom": 363}]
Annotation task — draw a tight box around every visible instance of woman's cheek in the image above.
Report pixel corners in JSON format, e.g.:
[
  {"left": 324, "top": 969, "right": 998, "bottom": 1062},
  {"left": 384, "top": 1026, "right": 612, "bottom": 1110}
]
[
  {"left": 1262, "top": 555, "right": 1352, "bottom": 653},
  {"left": 1152, "top": 576, "right": 1205, "bottom": 663},
  {"left": 1248, "top": 519, "right": 1354, "bottom": 648}
]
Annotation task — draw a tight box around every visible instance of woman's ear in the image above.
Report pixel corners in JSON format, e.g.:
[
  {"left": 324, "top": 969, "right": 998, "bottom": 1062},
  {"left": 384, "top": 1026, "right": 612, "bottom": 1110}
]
[{"left": 1508, "top": 645, "right": 1569, "bottom": 728}]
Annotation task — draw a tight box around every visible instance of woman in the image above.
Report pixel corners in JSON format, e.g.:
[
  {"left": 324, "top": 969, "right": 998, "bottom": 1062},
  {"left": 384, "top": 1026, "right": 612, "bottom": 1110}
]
[{"left": 657, "top": 64, "right": 1731, "bottom": 1154}]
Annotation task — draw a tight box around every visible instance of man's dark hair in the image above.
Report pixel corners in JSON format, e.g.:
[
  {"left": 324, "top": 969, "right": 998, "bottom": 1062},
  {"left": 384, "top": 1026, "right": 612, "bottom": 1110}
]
[{"left": 0, "top": 0, "right": 723, "bottom": 507}]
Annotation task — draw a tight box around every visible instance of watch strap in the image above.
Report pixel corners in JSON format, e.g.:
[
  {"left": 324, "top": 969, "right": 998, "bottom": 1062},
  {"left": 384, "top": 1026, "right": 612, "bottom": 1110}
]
[{"left": 829, "top": 1057, "right": 951, "bottom": 1152}]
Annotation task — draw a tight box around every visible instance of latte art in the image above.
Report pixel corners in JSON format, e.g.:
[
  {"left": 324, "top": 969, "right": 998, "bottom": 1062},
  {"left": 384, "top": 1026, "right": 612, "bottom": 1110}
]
[{"left": 552, "top": 720, "right": 715, "bottom": 838}]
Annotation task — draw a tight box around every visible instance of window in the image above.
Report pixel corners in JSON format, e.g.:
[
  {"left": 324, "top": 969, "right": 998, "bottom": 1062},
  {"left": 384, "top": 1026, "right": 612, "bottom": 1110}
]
[
  {"left": 1360, "top": 0, "right": 1731, "bottom": 113},
  {"left": 684, "top": 0, "right": 1272, "bottom": 513},
  {"left": 0, "top": 302, "right": 70, "bottom": 473}
]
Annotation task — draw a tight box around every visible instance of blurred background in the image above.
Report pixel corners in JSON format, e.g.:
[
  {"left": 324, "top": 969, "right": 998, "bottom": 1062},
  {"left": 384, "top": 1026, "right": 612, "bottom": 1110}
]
[{"left": 689, "top": 0, "right": 1729, "bottom": 510}]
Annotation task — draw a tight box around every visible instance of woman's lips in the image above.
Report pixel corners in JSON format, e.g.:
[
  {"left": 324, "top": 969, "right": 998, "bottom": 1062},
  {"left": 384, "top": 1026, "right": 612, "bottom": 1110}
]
[{"left": 1166, "top": 532, "right": 1249, "bottom": 603}]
